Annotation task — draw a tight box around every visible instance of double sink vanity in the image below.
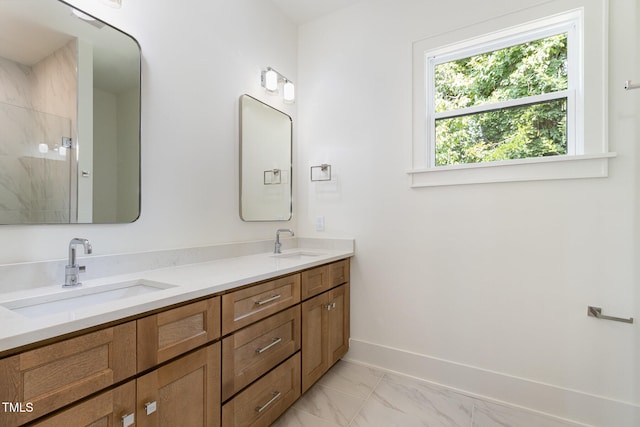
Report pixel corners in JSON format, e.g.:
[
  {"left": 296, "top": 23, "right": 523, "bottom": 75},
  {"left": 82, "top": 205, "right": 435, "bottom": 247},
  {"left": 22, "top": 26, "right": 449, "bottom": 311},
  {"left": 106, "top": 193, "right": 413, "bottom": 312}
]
[
  {"left": 0, "top": 239, "right": 353, "bottom": 426},
  {"left": 0, "top": 1, "right": 341, "bottom": 425}
]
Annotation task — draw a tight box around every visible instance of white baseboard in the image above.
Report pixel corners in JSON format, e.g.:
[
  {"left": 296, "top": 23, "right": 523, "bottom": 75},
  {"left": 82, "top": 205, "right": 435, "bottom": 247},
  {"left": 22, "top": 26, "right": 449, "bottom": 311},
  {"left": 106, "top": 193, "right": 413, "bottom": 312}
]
[{"left": 344, "top": 339, "right": 639, "bottom": 427}]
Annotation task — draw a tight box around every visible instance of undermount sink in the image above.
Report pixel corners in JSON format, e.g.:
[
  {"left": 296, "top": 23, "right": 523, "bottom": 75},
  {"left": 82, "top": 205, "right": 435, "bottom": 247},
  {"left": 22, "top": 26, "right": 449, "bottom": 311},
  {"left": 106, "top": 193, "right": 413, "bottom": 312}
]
[
  {"left": 1, "top": 279, "right": 176, "bottom": 318},
  {"left": 271, "top": 251, "right": 326, "bottom": 260}
]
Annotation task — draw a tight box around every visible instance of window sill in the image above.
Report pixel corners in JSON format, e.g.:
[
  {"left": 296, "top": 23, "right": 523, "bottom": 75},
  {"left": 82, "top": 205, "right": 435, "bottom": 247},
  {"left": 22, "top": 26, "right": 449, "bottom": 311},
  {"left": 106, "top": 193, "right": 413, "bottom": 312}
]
[{"left": 407, "top": 153, "right": 617, "bottom": 188}]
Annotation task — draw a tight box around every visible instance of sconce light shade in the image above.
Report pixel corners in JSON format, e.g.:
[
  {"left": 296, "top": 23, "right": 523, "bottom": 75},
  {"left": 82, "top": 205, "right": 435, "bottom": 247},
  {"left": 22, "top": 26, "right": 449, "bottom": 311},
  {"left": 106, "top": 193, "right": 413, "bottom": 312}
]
[
  {"left": 283, "top": 81, "right": 295, "bottom": 103},
  {"left": 261, "top": 67, "right": 295, "bottom": 103},
  {"left": 264, "top": 69, "right": 278, "bottom": 92}
]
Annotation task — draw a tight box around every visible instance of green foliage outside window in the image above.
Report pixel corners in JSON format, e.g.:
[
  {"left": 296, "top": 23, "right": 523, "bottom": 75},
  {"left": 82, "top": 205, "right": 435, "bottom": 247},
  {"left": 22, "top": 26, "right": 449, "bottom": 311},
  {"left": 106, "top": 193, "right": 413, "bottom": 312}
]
[{"left": 434, "top": 34, "right": 568, "bottom": 166}]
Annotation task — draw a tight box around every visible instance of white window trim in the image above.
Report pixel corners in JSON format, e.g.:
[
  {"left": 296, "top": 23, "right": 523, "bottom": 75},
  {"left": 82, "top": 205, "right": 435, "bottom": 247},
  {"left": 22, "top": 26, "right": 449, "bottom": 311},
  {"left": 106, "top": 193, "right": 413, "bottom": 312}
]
[{"left": 410, "top": 0, "right": 613, "bottom": 187}]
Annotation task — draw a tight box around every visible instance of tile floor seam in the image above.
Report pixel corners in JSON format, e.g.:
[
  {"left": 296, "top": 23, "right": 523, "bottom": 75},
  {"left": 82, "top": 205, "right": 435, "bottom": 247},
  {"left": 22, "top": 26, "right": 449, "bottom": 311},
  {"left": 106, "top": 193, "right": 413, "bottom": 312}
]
[
  {"left": 470, "top": 401, "right": 477, "bottom": 427},
  {"left": 346, "top": 372, "right": 385, "bottom": 426}
]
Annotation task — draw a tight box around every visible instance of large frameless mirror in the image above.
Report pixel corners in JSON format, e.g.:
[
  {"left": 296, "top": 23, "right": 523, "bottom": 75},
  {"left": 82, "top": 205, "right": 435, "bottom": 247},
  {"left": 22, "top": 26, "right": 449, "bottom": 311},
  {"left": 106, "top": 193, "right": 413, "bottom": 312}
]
[
  {"left": 239, "top": 95, "right": 292, "bottom": 221},
  {"left": 0, "top": 0, "right": 141, "bottom": 224}
]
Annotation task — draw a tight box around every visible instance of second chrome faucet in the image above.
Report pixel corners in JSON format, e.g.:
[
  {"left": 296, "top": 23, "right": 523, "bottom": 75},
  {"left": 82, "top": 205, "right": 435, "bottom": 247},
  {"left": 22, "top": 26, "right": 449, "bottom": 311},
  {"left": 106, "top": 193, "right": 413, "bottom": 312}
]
[{"left": 274, "top": 229, "right": 294, "bottom": 254}]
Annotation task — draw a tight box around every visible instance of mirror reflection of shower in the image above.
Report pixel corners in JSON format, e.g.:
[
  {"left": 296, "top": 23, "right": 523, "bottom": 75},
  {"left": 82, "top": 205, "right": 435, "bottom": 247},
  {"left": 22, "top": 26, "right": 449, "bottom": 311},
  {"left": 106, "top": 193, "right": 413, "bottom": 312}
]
[
  {"left": 0, "top": 101, "right": 74, "bottom": 223},
  {"left": 0, "top": 0, "right": 141, "bottom": 225}
]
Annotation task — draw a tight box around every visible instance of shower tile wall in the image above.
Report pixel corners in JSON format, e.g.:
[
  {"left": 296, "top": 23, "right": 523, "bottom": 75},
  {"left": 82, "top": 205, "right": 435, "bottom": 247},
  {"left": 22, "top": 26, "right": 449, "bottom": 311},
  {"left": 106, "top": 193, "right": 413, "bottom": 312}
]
[{"left": 0, "top": 41, "right": 76, "bottom": 223}]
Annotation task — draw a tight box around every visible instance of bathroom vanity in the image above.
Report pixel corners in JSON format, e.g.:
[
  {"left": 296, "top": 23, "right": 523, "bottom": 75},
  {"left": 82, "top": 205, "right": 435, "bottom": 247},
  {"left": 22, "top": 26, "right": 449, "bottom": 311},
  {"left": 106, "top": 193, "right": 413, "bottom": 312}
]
[{"left": 0, "top": 251, "right": 351, "bottom": 427}]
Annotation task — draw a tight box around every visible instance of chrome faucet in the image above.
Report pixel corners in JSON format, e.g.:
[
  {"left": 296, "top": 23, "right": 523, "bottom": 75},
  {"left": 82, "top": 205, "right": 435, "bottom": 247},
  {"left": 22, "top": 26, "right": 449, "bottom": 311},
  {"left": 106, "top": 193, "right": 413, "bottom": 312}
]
[
  {"left": 63, "top": 238, "right": 93, "bottom": 288},
  {"left": 274, "top": 229, "right": 294, "bottom": 254}
]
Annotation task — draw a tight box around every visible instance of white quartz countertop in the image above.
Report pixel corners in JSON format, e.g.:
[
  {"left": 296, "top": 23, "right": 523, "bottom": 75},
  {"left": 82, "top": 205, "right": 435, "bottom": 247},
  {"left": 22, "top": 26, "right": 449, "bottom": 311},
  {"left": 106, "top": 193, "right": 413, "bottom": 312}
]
[{"left": 0, "top": 247, "right": 353, "bottom": 353}]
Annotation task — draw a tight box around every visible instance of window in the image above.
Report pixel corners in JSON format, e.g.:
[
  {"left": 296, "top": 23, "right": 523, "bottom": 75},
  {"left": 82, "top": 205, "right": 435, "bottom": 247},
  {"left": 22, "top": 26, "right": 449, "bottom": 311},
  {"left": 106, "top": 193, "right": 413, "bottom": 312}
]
[
  {"left": 431, "top": 30, "right": 572, "bottom": 166},
  {"left": 410, "top": 3, "right": 612, "bottom": 187}
]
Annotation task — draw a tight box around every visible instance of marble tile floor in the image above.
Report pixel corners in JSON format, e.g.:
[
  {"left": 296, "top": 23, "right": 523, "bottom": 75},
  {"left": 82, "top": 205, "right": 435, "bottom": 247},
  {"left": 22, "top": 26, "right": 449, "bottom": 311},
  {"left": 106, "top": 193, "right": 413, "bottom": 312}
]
[{"left": 273, "top": 360, "right": 584, "bottom": 427}]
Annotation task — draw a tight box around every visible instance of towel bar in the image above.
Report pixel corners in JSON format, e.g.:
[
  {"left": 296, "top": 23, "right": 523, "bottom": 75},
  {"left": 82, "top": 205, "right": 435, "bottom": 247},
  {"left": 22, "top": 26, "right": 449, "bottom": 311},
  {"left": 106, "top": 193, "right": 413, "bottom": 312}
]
[
  {"left": 624, "top": 80, "right": 640, "bottom": 90},
  {"left": 587, "top": 306, "right": 634, "bottom": 324}
]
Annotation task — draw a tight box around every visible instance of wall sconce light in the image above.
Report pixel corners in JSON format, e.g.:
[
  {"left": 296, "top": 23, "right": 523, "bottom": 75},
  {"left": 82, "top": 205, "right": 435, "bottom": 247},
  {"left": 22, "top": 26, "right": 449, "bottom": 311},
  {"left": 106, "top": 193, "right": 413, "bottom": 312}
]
[{"left": 261, "top": 67, "right": 295, "bottom": 103}]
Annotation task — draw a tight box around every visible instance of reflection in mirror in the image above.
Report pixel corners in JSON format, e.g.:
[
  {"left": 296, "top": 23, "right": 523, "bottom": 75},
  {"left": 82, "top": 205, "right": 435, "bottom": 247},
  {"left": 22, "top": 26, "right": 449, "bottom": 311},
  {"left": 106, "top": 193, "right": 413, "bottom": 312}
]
[
  {"left": 240, "top": 95, "right": 292, "bottom": 221},
  {"left": 0, "top": 0, "right": 141, "bottom": 224}
]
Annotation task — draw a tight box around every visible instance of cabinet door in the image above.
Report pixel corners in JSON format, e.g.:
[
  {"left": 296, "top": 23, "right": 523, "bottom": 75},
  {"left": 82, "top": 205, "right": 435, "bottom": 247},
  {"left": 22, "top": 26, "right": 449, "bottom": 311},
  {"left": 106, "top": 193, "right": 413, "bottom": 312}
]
[
  {"left": 301, "top": 283, "right": 350, "bottom": 393},
  {"left": 301, "top": 291, "right": 329, "bottom": 393},
  {"left": 138, "top": 296, "right": 220, "bottom": 372},
  {"left": 0, "top": 321, "right": 136, "bottom": 425},
  {"left": 137, "top": 342, "right": 221, "bottom": 427},
  {"left": 30, "top": 381, "right": 136, "bottom": 427},
  {"left": 222, "top": 306, "right": 300, "bottom": 401},
  {"left": 327, "top": 283, "right": 350, "bottom": 365}
]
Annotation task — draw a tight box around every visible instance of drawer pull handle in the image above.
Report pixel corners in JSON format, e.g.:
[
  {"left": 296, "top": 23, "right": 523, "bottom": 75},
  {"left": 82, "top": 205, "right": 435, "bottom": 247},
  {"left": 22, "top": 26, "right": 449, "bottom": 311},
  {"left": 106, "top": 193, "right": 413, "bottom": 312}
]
[
  {"left": 145, "top": 401, "right": 157, "bottom": 416},
  {"left": 255, "top": 294, "right": 281, "bottom": 305},
  {"left": 122, "top": 413, "right": 135, "bottom": 427},
  {"left": 256, "top": 337, "right": 282, "bottom": 354},
  {"left": 326, "top": 302, "right": 336, "bottom": 311},
  {"left": 255, "top": 391, "right": 281, "bottom": 413}
]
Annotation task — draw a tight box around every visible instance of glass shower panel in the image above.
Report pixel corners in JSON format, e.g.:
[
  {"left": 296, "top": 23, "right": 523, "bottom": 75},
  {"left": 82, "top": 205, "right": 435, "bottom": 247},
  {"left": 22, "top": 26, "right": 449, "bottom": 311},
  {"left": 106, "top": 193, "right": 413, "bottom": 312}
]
[{"left": 0, "top": 102, "right": 73, "bottom": 223}]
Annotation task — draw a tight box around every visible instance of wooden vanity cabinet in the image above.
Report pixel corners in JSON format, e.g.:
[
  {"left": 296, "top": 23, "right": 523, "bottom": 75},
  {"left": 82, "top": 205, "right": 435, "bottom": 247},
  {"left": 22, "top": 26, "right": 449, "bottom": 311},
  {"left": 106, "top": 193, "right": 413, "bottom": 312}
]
[
  {"left": 301, "top": 283, "right": 350, "bottom": 393},
  {"left": 0, "top": 257, "right": 350, "bottom": 427},
  {"left": 31, "top": 342, "right": 222, "bottom": 427},
  {"left": 0, "top": 321, "right": 136, "bottom": 426},
  {"left": 220, "top": 259, "right": 350, "bottom": 426}
]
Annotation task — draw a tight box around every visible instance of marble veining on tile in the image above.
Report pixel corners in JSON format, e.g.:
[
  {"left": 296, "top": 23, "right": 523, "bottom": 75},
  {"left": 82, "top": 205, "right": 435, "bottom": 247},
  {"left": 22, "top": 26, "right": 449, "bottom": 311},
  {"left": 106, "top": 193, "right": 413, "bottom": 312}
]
[
  {"left": 275, "top": 360, "right": 586, "bottom": 427},
  {"left": 351, "top": 372, "right": 474, "bottom": 427},
  {"left": 273, "top": 408, "right": 342, "bottom": 427},
  {"left": 316, "top": 360, "right": 384, "bottom": 399},
  {"left": 292, "top": 385, "right": 365, "bottom": 426}
]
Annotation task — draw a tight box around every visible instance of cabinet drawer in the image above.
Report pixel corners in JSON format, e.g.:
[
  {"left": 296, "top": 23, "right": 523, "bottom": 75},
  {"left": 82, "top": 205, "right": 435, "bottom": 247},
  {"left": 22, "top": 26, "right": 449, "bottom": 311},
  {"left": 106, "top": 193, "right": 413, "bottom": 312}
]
[
  {"left": 222, "top": 274, "right": 300, "bottom": 335},
  {"left": 0, "top": 321, "right": 136, "bottom": 425},
  {"left": 222, "top": 353, "right": 300, "bottom": 427},
  {"left": 138, "top": 296, "right": 220, "bottom": 372},
  {"left": 31, "top": 380, "right": 135, "bottom": 427},
  {"left": 301, "top": 259, "right": 349, "bottom": 300},
  {"left": 222, "top": 306, "right": 300, "bottom": 401}
]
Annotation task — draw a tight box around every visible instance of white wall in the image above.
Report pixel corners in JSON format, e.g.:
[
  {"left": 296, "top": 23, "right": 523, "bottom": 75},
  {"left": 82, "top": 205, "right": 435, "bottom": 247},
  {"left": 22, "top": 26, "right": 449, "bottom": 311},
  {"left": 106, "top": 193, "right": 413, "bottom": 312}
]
[
  {"left": 92, "top": 88, "right": 118, "bottom": 222},
  {"left": 0, "top": 0, "right": 298, "bottom": 263},
  {"left": 116, "top": 87, "right": 140, "bottom": 222},
  {"left": 297, "top": 0, "right": 639, "bottom": 425}
]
